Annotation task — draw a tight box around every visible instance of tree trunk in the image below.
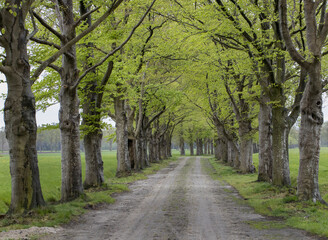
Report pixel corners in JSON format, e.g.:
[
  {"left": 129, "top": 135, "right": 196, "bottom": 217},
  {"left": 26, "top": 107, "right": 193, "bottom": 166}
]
[
  {"left": 279, "top": 0, "right": 326, "bottom": 202},
  {"left": 239, "top": 121, "right": 255, "bottom": 173},
  {"left": 228, "top": 140, "right": 238, "bottom": 167},
  {"left": 205, "top": 138, "right": 209, "bottom": 155},
  {"left": 257, "top": 98, "right": 273, "bottom": 182},
  {"left": 114, "top": 96, "right": 131, "bottom": 177},
  {"left": 135, "top": 137, "right": 141, "bottom": 169},
  {"left": 189, "top": 142, "right": 194, "bottom": 156},
  {"left": 83, "top": 131, "right": 104, "bottom": 188},
  {"left": 210, "top": 139, "right": 214, "bottom": 155},
  {"left": 80, "top": 0, "right": 108, "bottom": 189},
  {"left": 128, "top": 138, "right": 137, "bottom": 169},
  {"left": 298, "top": 64, "right": 323, "bottom": 202},
  {"left": 179, "top": 136, "right": 185, "bottom": 156},
  {"left": 57, "top": 0, "right": 83, "bottom": 201},
  {"left": 167, "top": 133, "right": 172, "bottom": 157},
  {"left": 59, "top": 85, "right": 83, "bottom": 201},
  {"left": 148, "top": 139, "right": 155, "bottom": 163},
  {"left": 272, "top": 96, "right": 291, "bottom": 186},
  {"left": 160, "top": 135, "right": 167, "bottom": 159},
  {"left": 196, "top": 139, "right": 200, "bottom": 155},
  {"left": 199, "top": 138, "right": 204, "bottom": 155},
  {"left": 2, "top": 1, "right": 45, "bottom": 213},
  {"left": 220, "top": 138, "right": 228, "bottom": 163},
  {"left": 137, "top": 128, "right": 148, "bottom": 169},
  {"left": 214, "top": 138, "right": 221, "bottom": 160},
  {"left": 109, "top": 139, "right": 113, "bottom": 151},
  {"left": 156, "top": 136, "right": 161, "bottom": 161}
]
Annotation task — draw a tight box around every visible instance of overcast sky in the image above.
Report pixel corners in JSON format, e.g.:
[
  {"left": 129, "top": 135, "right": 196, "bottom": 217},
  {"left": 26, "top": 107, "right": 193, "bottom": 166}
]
[{"left": 1, "top": 73, "right": 328, "bottom": 128}]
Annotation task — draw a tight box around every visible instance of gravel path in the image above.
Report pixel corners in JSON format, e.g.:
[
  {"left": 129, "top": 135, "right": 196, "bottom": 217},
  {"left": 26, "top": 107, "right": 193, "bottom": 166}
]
[{"left": 1, "top": 157, "right": 323, "bottom": 240}]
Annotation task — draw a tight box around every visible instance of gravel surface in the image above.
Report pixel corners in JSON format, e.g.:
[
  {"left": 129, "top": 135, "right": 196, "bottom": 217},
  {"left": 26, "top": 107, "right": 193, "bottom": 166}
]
[{"left": 1, "top": 157, "right": 323, "bottom": 240}]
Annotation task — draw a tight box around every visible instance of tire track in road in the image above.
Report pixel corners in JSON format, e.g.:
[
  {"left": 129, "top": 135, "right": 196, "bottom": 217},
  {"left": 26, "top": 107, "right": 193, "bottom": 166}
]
[{"left": 41, "top": 157, "right": 320, "bottom": 240}]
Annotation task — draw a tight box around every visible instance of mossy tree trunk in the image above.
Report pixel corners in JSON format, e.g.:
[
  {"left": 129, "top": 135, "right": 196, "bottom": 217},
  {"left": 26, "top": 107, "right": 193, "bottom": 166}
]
[{"left": 1, "top": 0, "right": 45, "bottom": 213}]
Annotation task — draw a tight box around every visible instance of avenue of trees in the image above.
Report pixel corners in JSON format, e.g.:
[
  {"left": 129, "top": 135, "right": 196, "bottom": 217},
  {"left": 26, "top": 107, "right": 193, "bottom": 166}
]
[{"left": 1, "top": 0, "right": 328, "bottom": 213}]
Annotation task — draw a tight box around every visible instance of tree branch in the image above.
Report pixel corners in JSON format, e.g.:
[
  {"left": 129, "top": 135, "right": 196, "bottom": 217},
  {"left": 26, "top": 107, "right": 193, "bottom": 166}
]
[
  {"left": 279, "top": 0, "right": 309, "bottom": 69},
  {"left": 319, "top": 12, "right": 328, "bottom": 45},
  {"left": 32, "top": 11, "right": 64, "bottom": 41},
  {"left": 72, "top": 0, "right": 157, "bottom": 89},
  {"left": 287, "top": 67, "right": 307, "bottom": 128},
  {"left": 95, "top": 61, "right": 114, "bottom": 110},
  {"left": 215, "top": 0, "right": 254, "bottom": 42},
  {"left": 146, "top": 106, "right": 166, "bottom": 129},
  {"left": 0, "top": 64, "right": 10, "bottom": 75},
  {"left": 74, "top": 6, "right": 101, "bottom": 28},
  {"left": 135, "top": 81, "right": 145, "bottom": 137},
  {"left": 31, "top": 0, "right": 125, "bottom": 83},
  {"left": 27, "top": 10, "right": 38, "bottom": 40},
  {"left": 224, "top": 81, "right": 241, "bottom": 121},
  {"left": 230, "top": 0, "right": 256, "bottom": 40},
  {"left": 30, "top": 37, "right": 61, "bottom": 49},
  {"left": 34, "top": 60, "right": 61, "bottom": 73},
  {"left": 108, "top": 109, "right": 116, "bottom": 122}
]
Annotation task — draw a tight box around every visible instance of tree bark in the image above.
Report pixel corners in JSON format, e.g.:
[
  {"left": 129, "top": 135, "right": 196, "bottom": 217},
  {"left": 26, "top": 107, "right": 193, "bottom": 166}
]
[
  {"left": 189, "top": 142, "right": 194, "bottom": 156},
  {"left": 298, "top": 63, "right": 323, "bottom": 202},
  {"left": 59, "top": 85, "right": 83, "bottom": 201},
  {"left": 220, "top": 138, "right": 228, "bottom": 163},
  {"left": 114, "top": 96, "right": 131, "bottom": 177},
  {"left": 214, "top": 138, "right": 221, "bottom": 160},
  {"left": 136, "top": 127, "right": 148, "bottom": 169},
  {"left": 109, "top": 139, "right": 113, "bottom": 151},
  {"left": 257, "top": 97, "right": 273, "bottom": 182},
  {"left": 210, "top": 139, "right": 214, "bottom": 155},
  {"left": 224, "top": 79, "right": 255, "bottom": 173},
  {"left": 199, "top": 138, "right": 204, "bottom": 155},
  {"left": 271, "top": 86, "right": 291, "bottom": 186},
  {"left": 228, "top": 140, "right": 239, "bottom": 167},
  {"left": 179, "top": 136, "right": 185, "bottom": 156},
  {"left": 80, "top": 0, "right": 110, "bottom": 189},
  {"left": 279, "top": 0, "right": 326, "bottom": 202},
  {"left": 167, "top": 132, "right": 172, "bottom": 157},
  {"left": 203, "top": 138, "right": 207, "bottom": 155},
  {"left": 83, "top": 131, "right": 104, "bottom": 188},
  {"left": 57, "top": 0, "right": 83, "bottom": 201},
  {"left": 1, "top": 1, "right": 45, "bottom": 213},
  {"left": 239, "top": 121, "right": 254, "bottom": 173}
]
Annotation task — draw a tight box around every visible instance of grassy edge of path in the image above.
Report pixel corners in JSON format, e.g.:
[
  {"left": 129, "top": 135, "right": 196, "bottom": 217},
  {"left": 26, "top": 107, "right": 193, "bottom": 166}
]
[
  {"left": 206, "top": 157, "right": 328, "bottom": 238},
  {"left": 0, "top": 156, "right": 178, "bottom": 232}
]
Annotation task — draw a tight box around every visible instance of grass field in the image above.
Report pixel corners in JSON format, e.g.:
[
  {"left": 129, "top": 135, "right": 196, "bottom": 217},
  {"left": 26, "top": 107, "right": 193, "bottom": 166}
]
[
  {"left": 208, "top": 147, "right": 328, "bottom": 237},
  {"left": 0, "top": 151, "right": 118, "bottom": 214}
]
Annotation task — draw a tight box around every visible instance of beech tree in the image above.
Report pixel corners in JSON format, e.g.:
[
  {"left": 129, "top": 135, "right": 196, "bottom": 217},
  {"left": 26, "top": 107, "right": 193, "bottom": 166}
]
[
  {"left": 279, "top": 0, "right": 328, "bottom": 202},
  {"left": 0, "top": 0, "right": 45, "bottom": 213},
  {"left": 31, "top": 0, "right": 156, "bottom": 193},
  {"left": 30, "top": 0, "right": 126, "bottom": 201}
]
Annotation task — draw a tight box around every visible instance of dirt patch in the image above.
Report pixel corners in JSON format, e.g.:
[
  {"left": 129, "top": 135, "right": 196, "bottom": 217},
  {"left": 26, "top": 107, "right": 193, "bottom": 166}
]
[
  {"left": 0, "top": 227, "right": 62, "bottom": 240},
  {"left": 1, "top": 157, "right": 324, "bottom": 240}
]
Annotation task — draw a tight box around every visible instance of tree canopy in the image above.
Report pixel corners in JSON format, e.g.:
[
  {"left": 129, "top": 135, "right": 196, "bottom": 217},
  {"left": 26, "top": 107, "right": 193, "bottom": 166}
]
[{"left": 1, "top": 0, "right": 328, "bottom": 213}]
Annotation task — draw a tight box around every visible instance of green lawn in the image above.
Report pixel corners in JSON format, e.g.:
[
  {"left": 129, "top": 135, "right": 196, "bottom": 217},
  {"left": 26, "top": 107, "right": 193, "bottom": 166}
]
[
  {"left": 0, "top": 151, "right": 118, "bottom": 214},
  {"left": 0, "top": 150, "right": 181, "bottom": 215},
  {"left": 208, "top": 147, "right": 328, "bottom": 237}
]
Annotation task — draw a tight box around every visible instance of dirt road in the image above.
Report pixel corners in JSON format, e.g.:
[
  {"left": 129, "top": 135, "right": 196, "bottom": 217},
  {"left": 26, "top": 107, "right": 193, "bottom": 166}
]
[{"left": 43, "top": 157, "right": 319, "bottom": 239}]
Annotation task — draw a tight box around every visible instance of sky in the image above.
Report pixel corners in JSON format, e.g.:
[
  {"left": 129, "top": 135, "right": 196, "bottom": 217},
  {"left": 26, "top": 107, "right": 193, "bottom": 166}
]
[{"left": 1, "top": 73, "right": 328, "bottom": 128}]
